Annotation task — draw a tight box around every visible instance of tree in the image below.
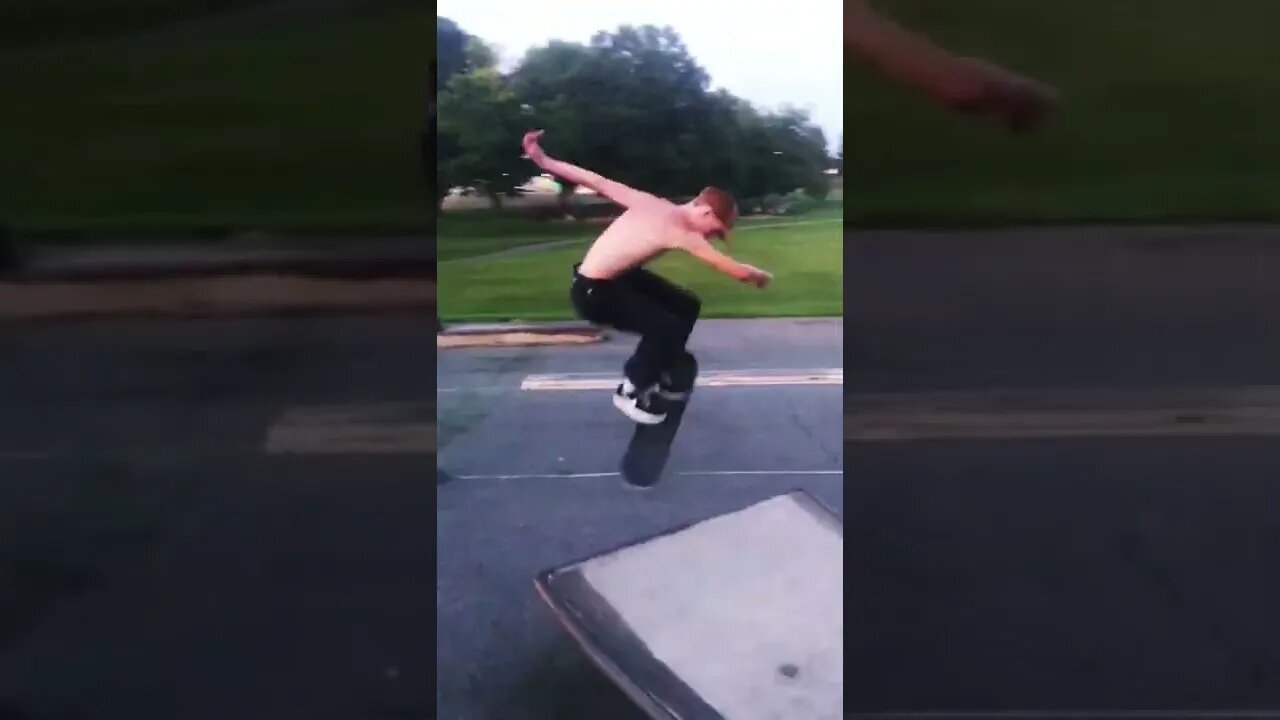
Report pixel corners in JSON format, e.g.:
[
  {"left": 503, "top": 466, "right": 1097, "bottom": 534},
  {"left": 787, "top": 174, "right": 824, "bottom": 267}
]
[
  {"left": 759, "top": 106, "right": 832, "bottom": 200},
  {"left": 695, "top": 90, "right": 773, "bottom": 200},
  {"left": 511, "top": 25, "right": 834, "bottom": 210},
  {"left": 437, "top": 68, "right": 529, "bottom": 209},
  {"left": 690, "top": 93, "right": 831, "bottom": 204},
  {"left": 584, "top": 25, "right": 715, "bottom": 197},
  {"left": 435, "top": 19, "right": 505, "bottom": 208},
  {"left": 507, "top": 40, "right": 597, "bottom": 214},
  {"left": 465, "top": 35, "right": 498, "bottom": 72},
  {"left": 436, "top": 17, "right": 469, "bottom": 88},
  {"left": 512, "top": 25, "right": 719, "bottom": 207}
]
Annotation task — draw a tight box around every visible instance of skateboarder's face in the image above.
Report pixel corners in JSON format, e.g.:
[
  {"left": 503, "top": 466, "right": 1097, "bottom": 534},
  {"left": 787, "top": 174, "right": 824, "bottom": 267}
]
[{"left": 688, "top": 204, "right": 729, "bottom": 241}]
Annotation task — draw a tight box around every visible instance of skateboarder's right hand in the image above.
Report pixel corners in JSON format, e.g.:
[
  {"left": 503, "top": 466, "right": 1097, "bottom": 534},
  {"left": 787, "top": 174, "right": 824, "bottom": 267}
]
[
  {"left": 948, "top": 57, "right": 1058, "bottom": 134},
  {"left": 521, "top": 129, "right": 548, "bottom": 165},
  {"left": 743, "top": 265, "right": 773, "bottom": 289}
]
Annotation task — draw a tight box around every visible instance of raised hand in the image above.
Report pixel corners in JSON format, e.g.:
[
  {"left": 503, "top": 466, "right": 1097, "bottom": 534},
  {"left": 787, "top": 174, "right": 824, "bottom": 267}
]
[{"left": 521, "top": 129, "right": 547, "bottom": 164}]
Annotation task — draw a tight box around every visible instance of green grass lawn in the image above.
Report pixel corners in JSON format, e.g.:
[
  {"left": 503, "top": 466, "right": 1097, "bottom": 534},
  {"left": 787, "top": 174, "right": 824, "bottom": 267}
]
[
  {"left": 438, "top": 201, "right": 844, "bottom": 261},
  {"left": 848, "top": 0, "right": 1280, "bottom": 224},
  {"left": 437, "top": 210, "right": 843, "bottom": 321},
  {"left": 436, "top": 199, "right": 614, "bottom": 261},
  {"left": 437, "top": 219, "right": 594, "bottom": 261},
  {"left": 0, "top": 3, "right": 430, "bottom": 237}
]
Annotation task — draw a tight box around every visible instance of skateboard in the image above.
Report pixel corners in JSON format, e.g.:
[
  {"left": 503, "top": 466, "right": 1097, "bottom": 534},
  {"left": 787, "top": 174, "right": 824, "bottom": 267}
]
[{"left": 621, "top": 354, "right": 698, "bottom": 488}]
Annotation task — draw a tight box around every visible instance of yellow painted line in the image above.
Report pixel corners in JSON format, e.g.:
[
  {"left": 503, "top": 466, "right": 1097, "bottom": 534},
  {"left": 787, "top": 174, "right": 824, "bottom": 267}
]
[
  {"left": 521, "top": 368, "right": 843, "bottom": 391},
  {"left": 847, "top": 386, "right": 1280, "bottom": 441},
  {"left": 265, "top": 402, "right": 434, "bottom": 454}
]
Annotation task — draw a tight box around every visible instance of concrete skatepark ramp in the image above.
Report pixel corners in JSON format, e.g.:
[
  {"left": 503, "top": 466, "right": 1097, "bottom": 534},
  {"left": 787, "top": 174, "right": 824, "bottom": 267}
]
[{"left": 535, "top": 491, "right": 843, "bottom": 719}]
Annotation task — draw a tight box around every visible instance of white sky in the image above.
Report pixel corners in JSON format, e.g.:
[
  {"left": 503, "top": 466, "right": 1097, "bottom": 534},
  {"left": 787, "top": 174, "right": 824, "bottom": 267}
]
[{"left": 437, "top": 1, "right": 843, "bottom": 151}]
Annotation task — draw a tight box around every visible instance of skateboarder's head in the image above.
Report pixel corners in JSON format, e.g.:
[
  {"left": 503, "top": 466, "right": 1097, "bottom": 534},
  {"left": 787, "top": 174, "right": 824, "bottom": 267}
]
[{"left": 685, "top": 186, "right": 737, "bottom": 242}]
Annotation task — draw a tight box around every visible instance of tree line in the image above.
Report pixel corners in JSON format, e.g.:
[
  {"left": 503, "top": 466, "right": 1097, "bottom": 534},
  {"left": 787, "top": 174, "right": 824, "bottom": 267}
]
[{"left": 436, "top": 17, "right": 841, "bottom": 214}]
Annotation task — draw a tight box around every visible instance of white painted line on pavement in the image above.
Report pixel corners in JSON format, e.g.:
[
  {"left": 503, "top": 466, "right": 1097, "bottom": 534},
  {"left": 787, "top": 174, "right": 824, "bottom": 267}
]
[
  {"left": 521, "top": 368, "right": 843, "bottom": 391},
  {"left": 680, "top": 469, "right": 842, "bottom": 477},
  {"left": 849, "top": 409, "right": 1280, "bottom": 440},
  {"left": 455, "top": 469, "right": 841, "bottom": 480},
  {"left": 265, "top": 402, "right": 434, "bottom": 455},
  {"left": 848, "top": 385, "right": 1280, "bottom": 441},
  {"left": 458, "top": 472, "right": 621, "bottom": 480}
]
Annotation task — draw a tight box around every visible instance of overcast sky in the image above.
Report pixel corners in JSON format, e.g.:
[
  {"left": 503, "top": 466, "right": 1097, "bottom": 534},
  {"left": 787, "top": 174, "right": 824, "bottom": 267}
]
[{"left": 437, "top": 1, "right": 843, "bottom": 151}]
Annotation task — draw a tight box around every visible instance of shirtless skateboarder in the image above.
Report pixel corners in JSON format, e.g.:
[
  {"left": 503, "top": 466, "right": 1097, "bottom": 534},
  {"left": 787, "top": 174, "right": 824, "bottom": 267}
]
[
  {"left": 517, "top": 3, "right": 1055, "bottom": 424},
  {"left": 521, "top": 129, "right": 772, "bottom": 425}
]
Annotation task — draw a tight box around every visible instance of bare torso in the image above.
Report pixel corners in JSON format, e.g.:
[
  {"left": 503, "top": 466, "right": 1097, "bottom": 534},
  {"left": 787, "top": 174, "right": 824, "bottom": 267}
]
[{"left": 577, "top": 198, "right": 695, "bottom": 279}]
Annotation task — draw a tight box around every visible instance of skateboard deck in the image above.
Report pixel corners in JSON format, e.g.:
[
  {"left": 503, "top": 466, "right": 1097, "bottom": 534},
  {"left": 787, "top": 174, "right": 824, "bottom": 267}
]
[
  {"left": 534, "top": 490, "right": 844, "bottom": 720},
  {"left": 621, "top": 357, "right": 697, "bottom": 488},
  {"left": 621, "top": 397, "right": 690, "bottom": 487}
]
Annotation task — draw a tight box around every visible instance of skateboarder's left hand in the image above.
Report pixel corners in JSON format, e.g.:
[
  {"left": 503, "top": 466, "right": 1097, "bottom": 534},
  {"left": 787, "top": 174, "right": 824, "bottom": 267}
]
[
  {"left": 948, "top": 57, "right": 1058, "bottom": 134},
  {"left": 846, "top": 0, "right": 1058, "bottom": 135},
  {"left": 743, "top": 264, "right": 773, "bottom": 289}
]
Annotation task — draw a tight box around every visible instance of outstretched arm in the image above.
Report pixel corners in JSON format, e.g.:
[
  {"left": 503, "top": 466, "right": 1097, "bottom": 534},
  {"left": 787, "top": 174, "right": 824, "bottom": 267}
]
[
  {"left": 847, "top": 0, "right": 1057, "bottom": 132},
  {"left": 522, "top": 130, "right": 655, "bottom": 208},
  {"left": 683, "top": 236, "right": 772, "bottom": 288},
  {"left": 847, "top": 0, "right": 962, "bottom": 103}
]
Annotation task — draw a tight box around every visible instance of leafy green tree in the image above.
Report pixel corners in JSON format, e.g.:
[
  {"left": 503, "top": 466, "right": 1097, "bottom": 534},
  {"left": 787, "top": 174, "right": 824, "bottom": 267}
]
[
  {"left": 693, "top": 94, "right": 831, "bottom": 204},
  {"left": 437, "top": 68, "right": 528, "bottom": 209},
  {"left": 512, "top": 25, "right": 717, "bottom": 208},
  {"left": 500, "top": 24, "right": 833, "bottom": 212},
  {"left": 436, "top": 17, "right": 469, "bottom": 87},
  {"left": 435, "top": 19, "right": 507, "bottom": 207},
  {"left": 507, "top": 40, "right": 597, "bottom": 214}
]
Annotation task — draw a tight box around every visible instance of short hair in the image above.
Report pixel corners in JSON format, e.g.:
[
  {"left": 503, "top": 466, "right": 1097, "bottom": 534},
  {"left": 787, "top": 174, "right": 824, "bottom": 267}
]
[{"left": 694, "top": 186, "right": 738, "bottom": 232}]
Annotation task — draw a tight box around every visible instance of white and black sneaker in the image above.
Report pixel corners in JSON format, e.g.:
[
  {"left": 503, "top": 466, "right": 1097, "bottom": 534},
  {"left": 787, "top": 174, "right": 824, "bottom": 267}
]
[
  {"left": 614, "top": 380, "right": 666, "bottom": 424},
  {"left": 654, "top": 371, "right": 693, "bottom": 402}
]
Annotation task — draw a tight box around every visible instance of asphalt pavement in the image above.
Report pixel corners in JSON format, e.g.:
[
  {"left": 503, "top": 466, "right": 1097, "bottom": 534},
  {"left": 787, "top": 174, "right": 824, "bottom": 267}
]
[
  {"left": 437, "top": 318, "right": 843, "bottom": 719},
  {"left": 0, "top": 313, "right": 433, "bottom": 720},
  {"left": 437, "top": 225, "right": 1280, "bottom": 717},
  {"left": 7, "top": 223, "right": 1280, "bottom": 718},
  {"left": 846, "top": 227, "right": 1280, "bottom": 714}
]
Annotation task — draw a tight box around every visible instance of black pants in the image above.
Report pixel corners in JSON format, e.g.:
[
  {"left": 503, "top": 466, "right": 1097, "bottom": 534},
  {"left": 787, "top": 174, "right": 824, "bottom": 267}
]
[{"left": 570, "top": 264, "right": 700, "bottom": 390}]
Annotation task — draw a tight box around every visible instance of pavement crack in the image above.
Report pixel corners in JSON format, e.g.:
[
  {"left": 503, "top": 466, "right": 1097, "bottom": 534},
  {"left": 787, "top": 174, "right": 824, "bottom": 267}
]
[
  {"left": 786, "top": 395, "right": 839, "bottom": 467},
  {"left": 1117, "top": 525, "right": 1273, "bottom": 687}
]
